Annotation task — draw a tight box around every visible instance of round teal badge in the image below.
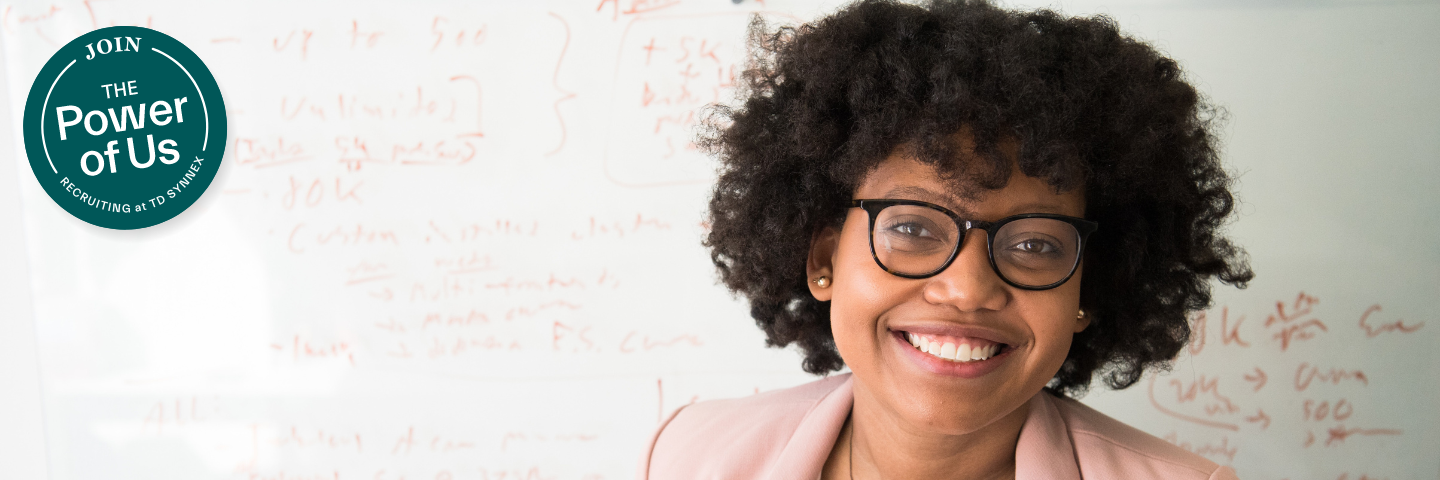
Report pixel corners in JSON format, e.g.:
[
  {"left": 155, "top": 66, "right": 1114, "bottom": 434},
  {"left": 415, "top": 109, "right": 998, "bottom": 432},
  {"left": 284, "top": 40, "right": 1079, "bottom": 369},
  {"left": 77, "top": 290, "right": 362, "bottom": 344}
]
[{"left": 24, "top": 26, "right": 226, "bottom": 230}]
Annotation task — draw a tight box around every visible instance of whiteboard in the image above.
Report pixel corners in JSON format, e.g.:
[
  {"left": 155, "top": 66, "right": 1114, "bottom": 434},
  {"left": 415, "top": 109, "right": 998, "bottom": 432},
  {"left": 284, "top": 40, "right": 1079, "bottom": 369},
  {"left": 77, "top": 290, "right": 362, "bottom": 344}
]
[{"left": 1, "top": 1, "right": 1436, "bottom": 479}]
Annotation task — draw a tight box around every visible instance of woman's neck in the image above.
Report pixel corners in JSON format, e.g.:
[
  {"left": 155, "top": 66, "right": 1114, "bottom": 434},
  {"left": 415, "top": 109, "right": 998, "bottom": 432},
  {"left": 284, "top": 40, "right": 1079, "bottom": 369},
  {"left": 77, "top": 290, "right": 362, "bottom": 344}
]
[{"left": 824, "top": 382, "right": 1030, "bottom": 480}]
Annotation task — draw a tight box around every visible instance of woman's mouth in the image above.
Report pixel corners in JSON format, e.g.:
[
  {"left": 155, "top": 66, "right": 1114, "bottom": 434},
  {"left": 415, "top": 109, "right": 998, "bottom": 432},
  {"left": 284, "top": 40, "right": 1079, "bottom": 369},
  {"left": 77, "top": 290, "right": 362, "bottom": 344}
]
[
  {"left": 902, "top": 332, "right": 1006, "bottom": 362},
  {"left": 887, "top": 328, "right": 1013, "bottom": 377}
]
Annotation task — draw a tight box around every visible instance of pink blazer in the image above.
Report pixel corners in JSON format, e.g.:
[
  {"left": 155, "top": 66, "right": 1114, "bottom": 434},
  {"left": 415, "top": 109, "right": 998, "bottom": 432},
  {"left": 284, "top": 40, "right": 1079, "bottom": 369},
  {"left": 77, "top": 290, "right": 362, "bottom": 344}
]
[{"left": 638, "top": 374, "right": 1239, "bottom": 479}]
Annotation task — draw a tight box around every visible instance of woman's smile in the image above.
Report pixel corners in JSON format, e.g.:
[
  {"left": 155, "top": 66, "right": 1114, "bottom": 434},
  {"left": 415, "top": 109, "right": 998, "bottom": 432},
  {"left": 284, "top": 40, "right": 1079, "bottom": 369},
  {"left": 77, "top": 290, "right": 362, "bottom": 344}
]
[
  {"left": 892, "top": 328, "right": 1013, "bottom": 378},
  {"left": 888, "top": 312, "right": 1021, "bottom": 375},
  {"left": 901, "top": 331, "right": 1004, "bottom": 363}
]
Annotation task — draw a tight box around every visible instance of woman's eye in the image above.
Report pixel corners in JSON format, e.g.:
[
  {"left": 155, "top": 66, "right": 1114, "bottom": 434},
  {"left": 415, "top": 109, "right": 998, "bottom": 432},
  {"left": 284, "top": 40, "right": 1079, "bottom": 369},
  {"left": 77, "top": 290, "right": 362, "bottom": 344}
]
[
  {"left": 1011, "top": 238, "right": 1057, "bottom": 254},
  {"left": 877, "top": 214, "right": 949, "bottom": 252},
  {"left": 892, "top": 223, "right": 933, "bottom": 238}
]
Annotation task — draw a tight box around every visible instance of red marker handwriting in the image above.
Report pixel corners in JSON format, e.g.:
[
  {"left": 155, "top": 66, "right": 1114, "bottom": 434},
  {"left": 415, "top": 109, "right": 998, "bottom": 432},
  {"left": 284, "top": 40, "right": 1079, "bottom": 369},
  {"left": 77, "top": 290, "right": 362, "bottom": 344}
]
[
  {"left": 272, "top": 29, "right": 314, "bottom": 59},
  {"left": 546, "top": 12, "right": 577, "bottom": 157},
  {"left": 1166, "top": 375, "right": 1240, "bottom": 416},
  {"left": 349, "top": 19, "right": 383, "bottom": 49},
  {"left": 1323, "top": 425, "right": 1402, "bottom": 447},
  {"left": 269, "top": 334, "right": 357, "bottom": 366},
  {"left": 1163, "top": 432, "right": 1239, "bottom": 462},
  {"left": 1146, "top": 376, "right": 1239, "bottom": 431},
  {"left": 141, "top": 396, "right": 215, "bottom": 435},
  {"left": 596, "top": 0, "right": 681, "bottom": 21},
  {"left": 1302, "top": 399, "right": 1353, "bottom": 422},
  {"left": 1242, "top": 367, "right": 1267, "bottom": 392},
  {"left": 232, "top": 136, "right": 311, "bottom": 169},
  {"left": 619, "top": 331, "right": 702, "bottom": 353},
  {"left": 1358, "top": 304, "right": 1423, "bottom": 337},
  {"left": 1264, "top": 292, "right": 1326, "bottom": 351},
  {"left": 430, "top": 16, "right": 486, "bottom": 52},
  {"left": 281, "top": 176, "right": 363, "bottom": 210},
  {"left": 1295, "top": 362, "right": 1368, "bottom": 391},
  {"left": 1244, "top": 409, "right": 1270, "bottom": 429}
]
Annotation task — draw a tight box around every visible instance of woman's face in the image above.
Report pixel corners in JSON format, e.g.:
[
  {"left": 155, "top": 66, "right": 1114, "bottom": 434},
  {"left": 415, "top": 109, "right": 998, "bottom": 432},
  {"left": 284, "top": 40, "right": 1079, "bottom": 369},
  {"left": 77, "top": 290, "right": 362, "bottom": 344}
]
[{"left": 809, "top": 151, "right": 1089, "bottom": 436}]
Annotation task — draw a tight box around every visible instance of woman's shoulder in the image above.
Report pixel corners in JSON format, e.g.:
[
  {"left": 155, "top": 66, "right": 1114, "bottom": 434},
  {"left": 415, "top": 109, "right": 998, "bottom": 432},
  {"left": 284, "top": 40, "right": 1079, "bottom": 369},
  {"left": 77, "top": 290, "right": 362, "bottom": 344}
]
[
  {"left": 637, "top": 374, "right": 853, "bottom": 480},
  {"left": 1042, "top": 394, "right": 1240, "bottom": 480}
]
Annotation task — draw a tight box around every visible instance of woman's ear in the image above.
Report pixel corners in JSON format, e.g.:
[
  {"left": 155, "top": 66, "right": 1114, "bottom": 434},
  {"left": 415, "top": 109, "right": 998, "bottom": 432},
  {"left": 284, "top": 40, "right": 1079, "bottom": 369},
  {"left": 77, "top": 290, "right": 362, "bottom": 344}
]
[
  {"left": 806, "top": 226, "right": 840, "bottom": 302},
  {"left": 1074, "top": 310, "right": 1092, "bottom": 333}
]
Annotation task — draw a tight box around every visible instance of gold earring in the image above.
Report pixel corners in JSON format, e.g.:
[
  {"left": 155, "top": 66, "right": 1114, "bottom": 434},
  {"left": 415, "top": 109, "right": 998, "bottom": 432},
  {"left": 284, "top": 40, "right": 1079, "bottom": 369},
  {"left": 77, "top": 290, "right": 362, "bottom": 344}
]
[
  {"left": 812, "top": 276, "right": 830, "bottom": 288},
  {"left": 1077, "top": 309, "right": 1086, "bottom": 320}
]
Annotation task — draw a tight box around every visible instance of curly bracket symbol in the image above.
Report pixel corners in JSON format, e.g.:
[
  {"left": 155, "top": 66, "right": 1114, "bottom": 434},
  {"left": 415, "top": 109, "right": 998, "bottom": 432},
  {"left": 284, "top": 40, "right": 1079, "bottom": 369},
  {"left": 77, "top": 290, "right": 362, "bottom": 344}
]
[{"left": 546, "top": 12, "right": 578, "bottom": 156}]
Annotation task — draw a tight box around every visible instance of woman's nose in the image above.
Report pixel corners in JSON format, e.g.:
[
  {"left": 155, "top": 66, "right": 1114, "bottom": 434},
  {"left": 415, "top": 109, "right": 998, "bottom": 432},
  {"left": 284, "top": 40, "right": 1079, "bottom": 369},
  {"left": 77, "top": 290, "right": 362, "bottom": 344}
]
[{"left": 921, "top": 229, "right": 1009, "bottom": 312}]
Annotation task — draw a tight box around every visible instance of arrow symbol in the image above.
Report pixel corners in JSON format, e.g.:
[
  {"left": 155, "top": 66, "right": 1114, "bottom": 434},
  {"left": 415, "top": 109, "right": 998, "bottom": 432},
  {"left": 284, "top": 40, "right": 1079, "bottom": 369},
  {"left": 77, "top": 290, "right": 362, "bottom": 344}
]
[
  {"left": 1245, "top": 408, "right": 1271, "bottom": 430},
  {"left": 1243, "top": 367, "right": 1267, "bottom": 392}
]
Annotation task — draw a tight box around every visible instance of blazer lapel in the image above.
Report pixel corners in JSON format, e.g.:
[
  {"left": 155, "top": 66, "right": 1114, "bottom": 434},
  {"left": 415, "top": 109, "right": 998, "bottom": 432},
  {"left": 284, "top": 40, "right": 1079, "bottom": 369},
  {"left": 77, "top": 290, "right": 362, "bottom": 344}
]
[
  {"left": 765, "top": 374, "right": 855, "bottom": 480},
  {"left": 1015, "top": 392, "right": 1083, "bottom": 480}
]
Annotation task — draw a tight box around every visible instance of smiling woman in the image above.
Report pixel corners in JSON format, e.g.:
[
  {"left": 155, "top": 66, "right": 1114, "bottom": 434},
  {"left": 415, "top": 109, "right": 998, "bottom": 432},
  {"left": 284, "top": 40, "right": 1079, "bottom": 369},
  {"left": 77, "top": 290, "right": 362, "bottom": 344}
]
[{"left": 636, "top": 0, "right": 1253, "bottom": 479}]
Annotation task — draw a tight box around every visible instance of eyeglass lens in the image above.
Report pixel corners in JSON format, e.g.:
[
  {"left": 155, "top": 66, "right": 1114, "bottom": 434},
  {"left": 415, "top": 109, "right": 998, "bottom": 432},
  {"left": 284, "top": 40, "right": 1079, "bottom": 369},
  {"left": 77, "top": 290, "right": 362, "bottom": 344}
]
[{"left": 872, "top": 205, "right": 1081, "bottom": 287}]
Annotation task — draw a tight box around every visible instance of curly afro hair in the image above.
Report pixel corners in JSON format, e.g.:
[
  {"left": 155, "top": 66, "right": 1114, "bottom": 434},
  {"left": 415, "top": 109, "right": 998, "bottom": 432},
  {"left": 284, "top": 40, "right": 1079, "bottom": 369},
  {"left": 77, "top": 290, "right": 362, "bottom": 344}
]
[{"left": 701, "top": 0, "right": 1254, "bottom": 396}]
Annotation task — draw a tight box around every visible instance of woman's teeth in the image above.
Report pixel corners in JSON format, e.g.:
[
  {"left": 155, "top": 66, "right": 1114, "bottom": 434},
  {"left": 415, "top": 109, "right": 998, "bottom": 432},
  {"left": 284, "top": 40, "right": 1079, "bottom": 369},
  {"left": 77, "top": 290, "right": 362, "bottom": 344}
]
[{"left": 905, "top": 332, "right": 1001, "bottom": 362}]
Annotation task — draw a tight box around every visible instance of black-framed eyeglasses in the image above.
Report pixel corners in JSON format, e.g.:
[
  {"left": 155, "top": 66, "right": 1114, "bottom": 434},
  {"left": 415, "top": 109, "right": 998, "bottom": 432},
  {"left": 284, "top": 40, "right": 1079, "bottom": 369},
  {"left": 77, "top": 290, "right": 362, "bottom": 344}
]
[{"left": 851, "top": 199, "right": 1099, "bottom": 290}]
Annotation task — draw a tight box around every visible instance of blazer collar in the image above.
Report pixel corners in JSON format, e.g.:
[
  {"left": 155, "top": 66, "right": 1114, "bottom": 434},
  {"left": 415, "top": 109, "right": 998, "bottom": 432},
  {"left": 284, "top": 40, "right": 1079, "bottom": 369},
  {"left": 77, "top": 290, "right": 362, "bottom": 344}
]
[
  {"left": 762, "top": 374, "right": 1081, "bottom": 480},
  {"left": 1015, "top": 391, "right": 1083, "bottom": 480},
  {"left": 765, "top": 374, "right": 854, "bottom": 480}
]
